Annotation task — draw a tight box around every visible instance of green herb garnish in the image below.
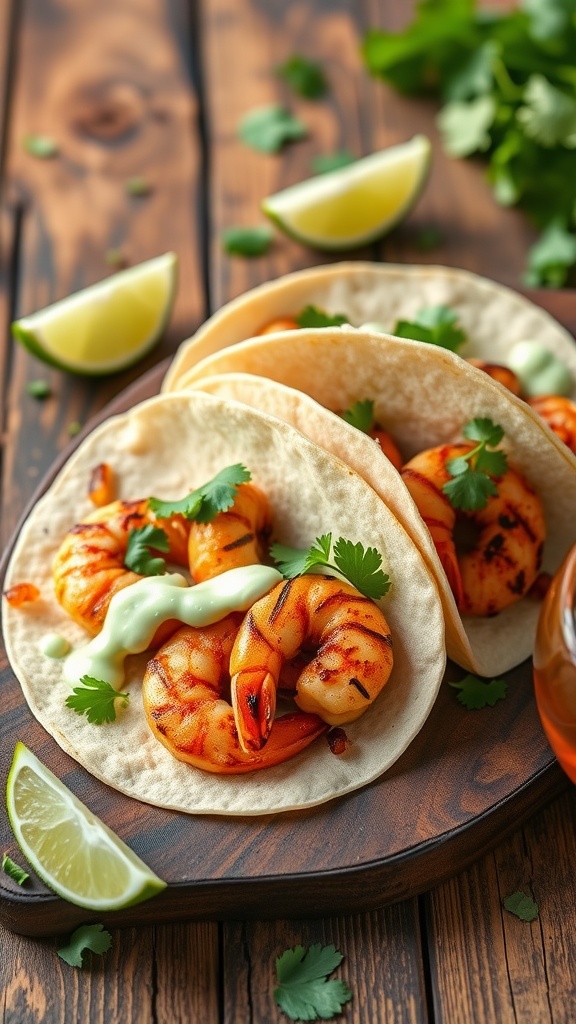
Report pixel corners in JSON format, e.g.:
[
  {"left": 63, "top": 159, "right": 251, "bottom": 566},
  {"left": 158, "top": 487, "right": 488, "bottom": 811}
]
[
  {"left": 238, "top": 104, "right": 308, "bottom": 153},
  {"left": 26, "top": 379, "right": 52, "bottom": 400},
  {"left": 66, "top": 676, "right": 130, "bottom": 725},
  {"left": 149, "top": 464, "right": 251, "bottom": 524},
  {"left": 442, "top": 418, "right": 508, "bottom": 511},
  {"left": 125, "top": 176, "right": 152, "bottom": 197},
  {"left": 393, "top": 305, "right": 467, "bottom": 353},
  {"left": 271, "top": 533, "right": 391, "bottom": 600},
  {"left": 58, "top": 924, "right": 113, "bottom": 967},
  {"left": 295, "top": 305, "right": 348, "bottom": 328},
  {"left": 312, "top": 151, "right": 356, "bottom": 174},
  {"left": 222, "top": 225, "right": 274, "bottom": 257},
  {"left": 67, "top": 420, "right": 82, "bottom": 437},
  {"left": 362, "top": 1, "right": 576, "bottom": 286},
  {"left": 23, "top": 134, "right": 59, "bottom": 158},
  {"left": 274, "top": 943, "right": 352, "bottom": 1021},
  {"left": 2, "top": 853, "right": 29, "bottom": 885},
  {"left": 340, "top": 399, "right": 376, "bottom": 434},
  {"left": 125, "top": 524, "right": 170, "bottom": 576},
  {"left": 277, "top": 55, "right": 328, "bottom": 99},
  {"left": 449, "top": 673, "right": 508, "bottom": 710},
  {"left": 503, "top": 890, "right": 539, "bottom": 922}
]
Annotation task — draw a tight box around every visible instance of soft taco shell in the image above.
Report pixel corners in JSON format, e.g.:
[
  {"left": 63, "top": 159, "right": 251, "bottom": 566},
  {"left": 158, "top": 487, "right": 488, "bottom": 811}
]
[
  {"left": 162, "top": 262, "right": 576, "bottom": 396},
  {"left": 2, "top": 390, "right": 446, "bottom": 816},
  {"left": 173, "top": 328, "right": 576, "bottom": 677}
]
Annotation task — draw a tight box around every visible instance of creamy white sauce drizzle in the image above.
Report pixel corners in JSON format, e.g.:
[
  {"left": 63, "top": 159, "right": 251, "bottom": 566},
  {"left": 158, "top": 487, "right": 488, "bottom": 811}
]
[
  {"left": 40, "top": 633, "right": 71, "bottom": 658},
  {"left": 63, "top": 565, "right": 283, "bottom": 689},
  {"left": 508, "top": 341, "right": 572, "bottom": 397}
]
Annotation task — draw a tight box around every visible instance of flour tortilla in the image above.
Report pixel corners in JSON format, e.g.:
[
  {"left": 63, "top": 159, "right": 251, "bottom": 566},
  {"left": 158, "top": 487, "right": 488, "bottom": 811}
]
[
  {"left": 2, "top": 390, "right": 446, "bottom": 816},
  {"left": 172, "top": 329, "right": 576, "bottom": 677},
  {"left": 162, "top": 262, "right": 576, "bottom": 396}
]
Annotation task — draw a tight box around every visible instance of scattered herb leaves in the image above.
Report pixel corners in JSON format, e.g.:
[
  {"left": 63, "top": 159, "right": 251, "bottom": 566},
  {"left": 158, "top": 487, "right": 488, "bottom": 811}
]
[
  {"left": 238, "top": 105, "right": 308, "bottom": 154},
  {"left": 340, "top": 398, "right": 376, "bottom": 434},
  {"left": 442, "top": 418, "right": 508, "bottom": 511},
  {"left": 503, "top": 890, "right": 539, "bottom": 921},
  {"left": 222, "top": 225, "right": 274, "bottom": 257},
  {"left": 149, "top": 464, "right": 251, "bottom": 524},
  {"left": 271, "top": 533, "right": 391, "bottom": 600},
  {"left": 274, "top": 943, "right": 352, "bottom": 1021},
  {"left": 2, "top": 853, "right": 29, "bottom": 885},
  {"left": 124, "top": 524, "right": 169, "bottom": 576},
  {"left": 26, "top": 379, "right": 51, "bottom": 400},
  {"left": 312, "top": 151, "right": 356, "bottom": 174},
  {"left": 65, "top": 676, "right": 130, "bottom": 725},
  {"left": 58, "top": 924, "right": 113, "bottom": 967},
  {"left": 393, "top": 305, "right": 467, "bottom": 352},
  {"left": 23, "top": 134, "right": 59, "bottom": 158},
  {"left": 105, "top": 249, "right": 128, "bottom": 269},
  {"left": 277, "top": 55, "right": 328, "bottom": 99},
  {"left": 362, "top": 0, "right": 576, "bottom": 285},
  {"left": 295, "top": 305, "right": 348, "bottom": 328},
  {"left": 67, "top": 421, "right": 82, "bottom": 437},
  {"left": 125, "top": 176, "right": 152, "bottom": 197},
  {"left": 449, "top": 673, "right": 508, "bottom": 710}
]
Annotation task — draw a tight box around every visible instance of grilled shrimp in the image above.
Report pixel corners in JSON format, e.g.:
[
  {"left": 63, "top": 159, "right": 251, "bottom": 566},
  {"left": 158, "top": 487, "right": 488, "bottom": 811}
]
[
  {"left": 466, "top": 359, "right": 523, "bottom": 396},
  {"left": 230, "top": 575, "right": 393, "bottom": 753},
  {"left": 52, "top": 499, "right": 190, "bottom": 635},
  {"left": 142, "top": 613, "right": 327, "bottom": 773},
  {"left": 527, "top": 395, "right": 576, "bottom": 455},
  {"left": 401, "top": 444, "right": 546, "bottom": 616},
  {"left": 188, "top": 482, "right": 272, "bottom": 582}
]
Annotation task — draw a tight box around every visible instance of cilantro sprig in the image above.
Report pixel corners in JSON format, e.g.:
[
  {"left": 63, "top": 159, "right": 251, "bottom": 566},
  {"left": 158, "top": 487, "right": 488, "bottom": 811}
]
[
  {"left": 295, "top": 305, "right": 348, "bottom": 328},
  {"left": 148, "top": 464, "right": 251, "bottom": 524},
  {"left": 271, "top": 533, "right": 391, "bottom": 600},
  {"left": 503, "top": 890, "right": 539, "bottom": 922},
  {"left": 65, "top": 676, "right": 130, "bottom": 725},
  {"left": 449, "top": 673, "right": 508, "bottom": 710},
  {"left": 2, "top": 853, "right": 29, "bottom": 885},
  {"left": 238, "top": 104, "right": 308, "bottom": 153},
  {"left": 340, "top": 398, "right": 376, "bottom": 434},
  {"left": 277, "top": 55, "right": 328, "bottom": 99},
  {"left": 393, "top": 305, "right": 467, "bottom": 353},
  {"left": 274, "top": 943, "right": 352, "bottom": 1021},
  {"left": 222, "top": 225, "right": 274, "bottom": 257},
  {"left": 125, "top": 524, "right": 170, "bottom": 576},
  {"left": 442, "top": 418, "right": 508, "bottom": 511},
  {"left": 58, "top": 924, "right": 113, "bottom": 967}
]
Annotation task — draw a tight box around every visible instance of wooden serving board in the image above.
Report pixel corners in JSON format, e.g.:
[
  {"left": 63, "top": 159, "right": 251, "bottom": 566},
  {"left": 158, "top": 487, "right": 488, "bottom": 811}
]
[{"left": 0, "top": 359, "right": 569, "bottom": 938}]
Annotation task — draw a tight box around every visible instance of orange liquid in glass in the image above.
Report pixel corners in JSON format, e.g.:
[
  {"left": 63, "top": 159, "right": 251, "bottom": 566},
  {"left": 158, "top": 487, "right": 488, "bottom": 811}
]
[{"left": 533, "top": 546, "right": 576, "bottom": 783}]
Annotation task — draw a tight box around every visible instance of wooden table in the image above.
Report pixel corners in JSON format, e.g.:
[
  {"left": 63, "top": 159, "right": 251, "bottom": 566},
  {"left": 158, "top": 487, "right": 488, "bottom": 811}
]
[{"left": 2, "top": 0, "right": 576, "bottom": 1020}]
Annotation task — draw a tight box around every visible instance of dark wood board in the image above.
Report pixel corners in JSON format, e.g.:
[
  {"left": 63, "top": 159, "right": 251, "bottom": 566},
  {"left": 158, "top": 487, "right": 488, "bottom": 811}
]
[{"left": 1, "top": 287, "right": 573, "bottom": 938}]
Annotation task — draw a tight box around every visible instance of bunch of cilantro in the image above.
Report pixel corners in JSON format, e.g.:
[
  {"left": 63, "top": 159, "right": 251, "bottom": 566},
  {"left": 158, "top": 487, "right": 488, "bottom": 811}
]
[{"left": 362, "top": 0, "right": 576, "bottom": 286}]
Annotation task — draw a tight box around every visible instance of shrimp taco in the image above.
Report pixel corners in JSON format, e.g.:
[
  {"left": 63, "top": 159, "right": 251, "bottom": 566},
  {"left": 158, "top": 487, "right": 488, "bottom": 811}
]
[
  {"left": 2, "top": 390, "right": 446, "bottom": 816},
  {"left": 162, "top": 263, "right": 576, "bottom": 434},
  {"left": 168, "top": 328, "right": 576, "bottom": 678}
]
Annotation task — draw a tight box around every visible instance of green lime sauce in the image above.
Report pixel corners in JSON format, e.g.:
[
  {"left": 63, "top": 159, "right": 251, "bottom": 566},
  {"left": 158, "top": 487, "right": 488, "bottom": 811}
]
[
  {"left": 508, "top": 341, "right": 573, "bottom": 397},
  {"left": 63, "top": 565, "right": 282, "bottom": 689},
  {"left": 40, "top": 633, "right": 71, "bottom": 658}
]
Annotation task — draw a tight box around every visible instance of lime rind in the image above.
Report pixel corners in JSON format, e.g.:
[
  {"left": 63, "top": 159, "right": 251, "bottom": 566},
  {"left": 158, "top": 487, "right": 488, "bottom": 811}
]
[
  {"left": 262, "top": 135, "right": 431, "bottom": 251},
  {"left": 6, "top": 742, "right": 166, "bottom": 911},
  {"left": 12, "top": 252, "right": 178, "bottom": 377}
]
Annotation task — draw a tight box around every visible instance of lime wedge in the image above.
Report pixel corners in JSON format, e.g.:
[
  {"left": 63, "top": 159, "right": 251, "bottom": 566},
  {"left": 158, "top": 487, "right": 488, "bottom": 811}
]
[
  {"left": 12, "top": 252, "right": 178, "bottom": 375},
  {"left": 262, "top": 135, "right": 431, "bottom": 250},
  {"left": 6, "top": 743, "right": 166, "bottom": 910}
]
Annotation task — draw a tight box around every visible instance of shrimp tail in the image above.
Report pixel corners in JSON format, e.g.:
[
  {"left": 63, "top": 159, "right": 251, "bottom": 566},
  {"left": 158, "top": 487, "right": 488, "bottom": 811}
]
[{"left": 231, "top": 668, "right": 277, "bottom": 752}]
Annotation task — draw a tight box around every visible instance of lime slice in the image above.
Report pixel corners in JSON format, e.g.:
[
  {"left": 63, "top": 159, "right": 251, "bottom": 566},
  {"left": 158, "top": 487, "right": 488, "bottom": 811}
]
[
  {"left": 6, "top": 743, "right": 166, "bottom": 910},
  {"left": 262, "top": 135, "right": 431, "bottom": 250},
  {"left": 12, "top": 252, "right": 178, "bottom": 375}
]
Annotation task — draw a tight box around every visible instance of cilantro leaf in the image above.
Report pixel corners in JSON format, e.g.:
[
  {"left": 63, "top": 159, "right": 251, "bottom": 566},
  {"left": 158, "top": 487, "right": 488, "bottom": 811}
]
[
  {"left": 449, "top": 673, "right": 508, "bottom": 710},
  {"left": 65, "top": 676, "right": 130, "bottom": 725},
  {"left": 442, "top": 417, "right": 508, "bottom": 511},
  {"left": 222, "top": 225, "right": 274, "bottom": 257},
  {"left": 23, "top": 133, "right": 59, "bottom": 158},
  {"left": 26, "top": 379, "right": 52, "bottom": 400},
  {"left": 523, "top": 0, "right": 576, "bottom": 41},
  {"left": 393, "top": 305, "right": 467, "bottom": 353},
  {"left": 524, "top": 219, "right": 576, "bottom": 288},
  {"left": 125, "top": 176, "right": 152, "bottom": 197},
  {"left": 149, "top": 465, "right": 251, "bottom": 524},
  {"left": 503, "top": 890, "right": 539, "bottom": 921},
  {"left": 274, "top": 943, "right": 352, "bottom": 1021},
  {"left": 295, "top": 305, "right": 348, "bottom": 328},
  {"left": 271, "top": 533, "right": 390, "bottom": 599},
  {"left": 437, "top": 94, "right": 496, "bottom": 157},
  {"left": 517, "top": 75, "right": 576, "bottom": 149},
  {"left": 124, "top": 524, "right": 169, "bottom": 576},
  {"left": 238, "top": 105, "right": 308, "bottom": 153},
  {"left": 340, "top": 399, "right": 375, "bottom": 434},
  {"left": 312, "top": 151, "right": 356, "bottom": 174},
  {"left": 277, "top": 55, "right": 328, "bottom": 99},
  {"left": 2, "top": 853, "right": 29, "bottom": 885},
  {"left": 58, "top": 924, "right": 113, "bottom": 967}
]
